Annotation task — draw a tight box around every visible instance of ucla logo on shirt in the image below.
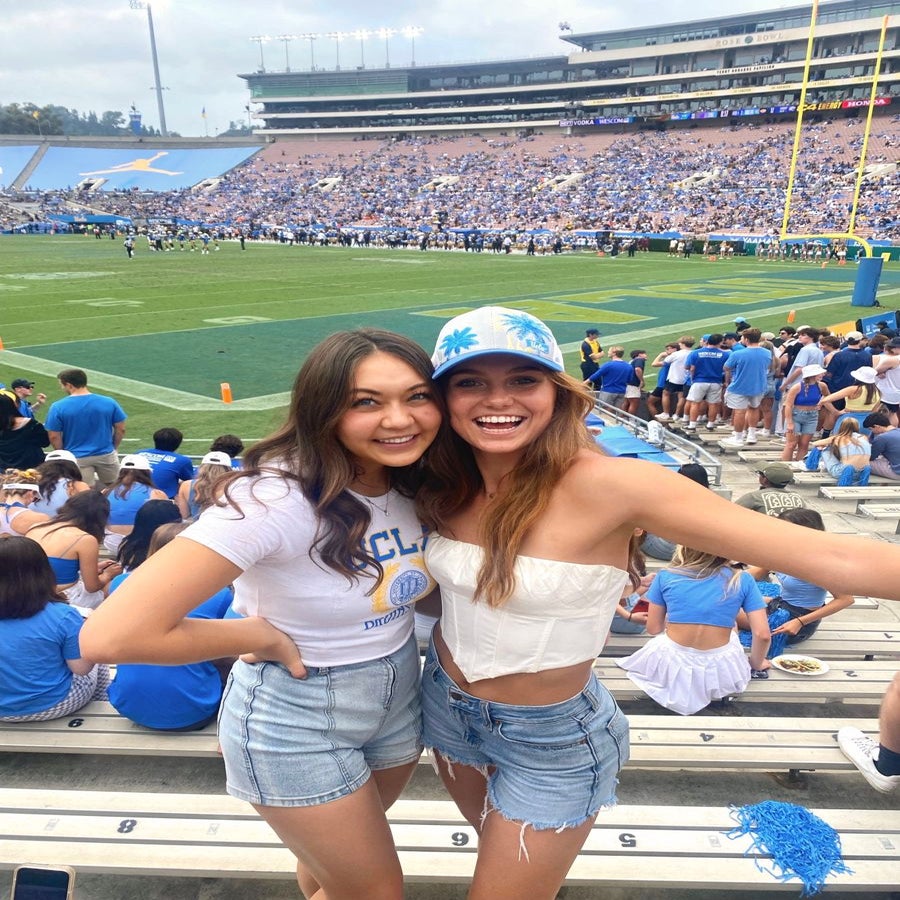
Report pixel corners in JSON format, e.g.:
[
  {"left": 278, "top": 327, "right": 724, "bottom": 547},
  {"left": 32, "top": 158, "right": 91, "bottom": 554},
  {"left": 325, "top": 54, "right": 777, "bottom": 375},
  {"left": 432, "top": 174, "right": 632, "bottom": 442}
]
[{"left": 390, "top": 569, "right": 430, "bottom": 607}]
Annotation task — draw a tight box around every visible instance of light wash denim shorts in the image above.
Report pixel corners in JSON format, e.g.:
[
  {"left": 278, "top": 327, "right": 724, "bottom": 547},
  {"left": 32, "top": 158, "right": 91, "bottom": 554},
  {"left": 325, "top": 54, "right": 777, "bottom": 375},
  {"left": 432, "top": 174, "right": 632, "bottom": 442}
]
[
  {"left": 218, "top": 634, "right": 422, "bottom": 807},
  {"left": 421, "top": 639, "right": 629, "bottom": 830},
  {"left": 792, "top": 408, "right": 820, "bottom": 435}
]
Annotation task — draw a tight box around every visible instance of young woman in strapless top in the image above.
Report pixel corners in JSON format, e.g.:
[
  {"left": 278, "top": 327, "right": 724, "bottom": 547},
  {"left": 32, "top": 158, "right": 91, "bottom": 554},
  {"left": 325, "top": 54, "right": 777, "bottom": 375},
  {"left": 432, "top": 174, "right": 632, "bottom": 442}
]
[{"left": 417, "top": 306, "right": 900, "bottom": 900}]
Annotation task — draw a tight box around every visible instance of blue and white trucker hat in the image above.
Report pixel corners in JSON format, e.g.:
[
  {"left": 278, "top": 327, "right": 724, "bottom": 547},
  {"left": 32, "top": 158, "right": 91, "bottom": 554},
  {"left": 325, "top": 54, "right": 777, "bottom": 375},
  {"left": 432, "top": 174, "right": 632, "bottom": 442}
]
[{"left": 431, "top": 306, "right": 565, "bottom": 378}]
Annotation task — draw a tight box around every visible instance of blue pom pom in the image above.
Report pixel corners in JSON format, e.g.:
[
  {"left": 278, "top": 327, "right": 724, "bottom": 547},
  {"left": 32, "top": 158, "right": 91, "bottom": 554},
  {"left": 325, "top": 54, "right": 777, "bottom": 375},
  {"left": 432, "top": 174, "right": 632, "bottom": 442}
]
[{"left": 726, "top": 801, "right": 853, "bottom": 895}]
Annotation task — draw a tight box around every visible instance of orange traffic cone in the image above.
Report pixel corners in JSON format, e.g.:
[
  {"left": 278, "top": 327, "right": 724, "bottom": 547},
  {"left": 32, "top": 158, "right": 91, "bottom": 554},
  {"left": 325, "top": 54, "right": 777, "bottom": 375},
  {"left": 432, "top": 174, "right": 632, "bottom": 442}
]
[
  {"left": 787, "top": 310, "right": 796, "bottom": 323},
  {"left": 220, "top": 382, "right": 233, "bottom": 404}
]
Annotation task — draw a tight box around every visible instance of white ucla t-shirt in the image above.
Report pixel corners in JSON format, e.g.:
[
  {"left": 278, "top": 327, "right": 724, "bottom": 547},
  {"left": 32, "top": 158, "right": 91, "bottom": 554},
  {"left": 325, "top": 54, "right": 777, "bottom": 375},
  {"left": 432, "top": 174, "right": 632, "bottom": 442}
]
[{"left": 181, "top": 472, "right": 434, "bottom": 666}]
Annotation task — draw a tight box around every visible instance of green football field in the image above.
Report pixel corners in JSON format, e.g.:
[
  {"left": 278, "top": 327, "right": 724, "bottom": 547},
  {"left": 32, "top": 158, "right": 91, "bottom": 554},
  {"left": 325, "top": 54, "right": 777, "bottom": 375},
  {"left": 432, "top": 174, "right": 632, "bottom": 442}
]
[{"left": 1, "top": 235, "right": 896, "bottom": 454}]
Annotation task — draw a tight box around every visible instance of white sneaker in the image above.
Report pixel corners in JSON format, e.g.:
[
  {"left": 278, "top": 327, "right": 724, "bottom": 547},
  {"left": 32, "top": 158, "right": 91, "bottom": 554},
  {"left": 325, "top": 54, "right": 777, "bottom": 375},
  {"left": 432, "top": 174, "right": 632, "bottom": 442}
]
[
  {"left": 837, "top": 727, "right": 900, "bottom": 793},
  {"left": 758, "top": 429, "right": 772, "bottom": 437},
  {"left": 654, "top": 413, "right": 671, "bottom": 422},
  {"left": 746, "top": 429, "right": 758, "bottom": 445},
  {"left": 720, "top": 435, "right": 746, "bottom": 448},
  {"left": 685, "top": 421, "right": 698, "bottom": 430}
]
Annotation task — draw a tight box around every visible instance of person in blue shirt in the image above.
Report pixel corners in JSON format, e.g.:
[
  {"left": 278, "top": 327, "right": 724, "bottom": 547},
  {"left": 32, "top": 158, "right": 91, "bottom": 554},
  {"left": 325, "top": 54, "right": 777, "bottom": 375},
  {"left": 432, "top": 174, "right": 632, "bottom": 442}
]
[
  {"left": 107, "top": 522, "right": 234, "bottom": 730},
  {"left": 721, "top": 329, "right": 773, "bottom": 447},
  {"left": 616, "top": 545, "right": 770, "bottom": 715},
  {"left": 647, "top": 343, "right": 679, "bottom": 419},
  {"left": 585, "top": 347, "right": 632, "bottom": 408},
  {"left": 739, "top": 508, "right": 854, "bottom": 646},
  {"left": 136, "top": 428, "right": 196, "bottom": 499},
  {"left": 45, "top": 369, "right": 127, "bottom": 488},
  {"left": 623, "top": 349, "right": 647, "bottom": 416},
  {"left": 684, "top": 333, "right": 728, "bottom": 429},
  {"left": 0, "top": 537, "right": 110, "bottom": 722}
]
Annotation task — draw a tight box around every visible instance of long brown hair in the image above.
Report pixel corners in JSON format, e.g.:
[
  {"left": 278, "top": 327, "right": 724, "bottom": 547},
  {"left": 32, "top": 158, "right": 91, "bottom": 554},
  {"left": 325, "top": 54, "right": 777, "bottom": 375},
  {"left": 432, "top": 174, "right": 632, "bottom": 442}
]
[
  {"left": 224, "top": 329, "right": 443, "bottom": 588},
  {"left": 417, "top": 369, "right": 598, "bottom": 607},
  {"left": 0, "top": 536, "right": 66, "bottom": 619}
]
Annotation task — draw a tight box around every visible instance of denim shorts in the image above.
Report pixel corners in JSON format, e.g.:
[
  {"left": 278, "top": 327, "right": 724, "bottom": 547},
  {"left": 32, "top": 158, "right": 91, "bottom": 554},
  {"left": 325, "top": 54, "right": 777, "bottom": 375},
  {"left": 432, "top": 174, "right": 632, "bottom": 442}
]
[
  {"left": 218, "top": 634, "right": 422, "bottom": 807},
  {"left": 792, "top": 408, "right": 820, "bottom": 435},
  {"left": 421, "top": 640, "right": 629, "bottom": 830}
]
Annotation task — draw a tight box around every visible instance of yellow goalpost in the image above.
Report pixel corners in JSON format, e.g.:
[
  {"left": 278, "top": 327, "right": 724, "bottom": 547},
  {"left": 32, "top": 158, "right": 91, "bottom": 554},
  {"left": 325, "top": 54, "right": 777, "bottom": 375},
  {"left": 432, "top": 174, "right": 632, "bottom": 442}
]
[{"left": 779, "top": 0, "right": 890, "bottom": 259}]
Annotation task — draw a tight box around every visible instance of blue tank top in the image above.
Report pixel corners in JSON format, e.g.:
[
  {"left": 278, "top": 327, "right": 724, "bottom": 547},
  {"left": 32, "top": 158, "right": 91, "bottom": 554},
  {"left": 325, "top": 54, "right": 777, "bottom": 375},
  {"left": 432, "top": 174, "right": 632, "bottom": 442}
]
[
  {"left": 796, "top": 382, "right": 823, "bottom": 407},
  {"left": 107, "top": 483, "right": 153, "bottom": 526},
  {"left": 48, "top": 556, "right": 80, "bottom": 584}
]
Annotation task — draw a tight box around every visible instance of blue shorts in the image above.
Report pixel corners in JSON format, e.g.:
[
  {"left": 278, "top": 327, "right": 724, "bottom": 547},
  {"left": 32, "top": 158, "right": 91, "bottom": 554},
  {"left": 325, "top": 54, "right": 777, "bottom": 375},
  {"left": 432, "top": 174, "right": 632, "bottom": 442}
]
[
  {"left": 218, "top": 634, "right": 422, "bottom": 807},
  {"left": 792, "top": 408, "right": 820, "bottom": 435},
  {"left": 421, "top": 639, "right": 629, "bottom": 830}
]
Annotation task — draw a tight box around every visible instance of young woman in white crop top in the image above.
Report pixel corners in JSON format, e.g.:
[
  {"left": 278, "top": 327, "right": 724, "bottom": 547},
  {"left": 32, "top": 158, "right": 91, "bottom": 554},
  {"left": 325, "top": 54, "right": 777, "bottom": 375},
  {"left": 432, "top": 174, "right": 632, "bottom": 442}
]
[
  {"left": 417, "top": 306, "right": 900, "bottom": 900},
  {"left": 82, "top": 330, "right": 443, "bottom": 900}
]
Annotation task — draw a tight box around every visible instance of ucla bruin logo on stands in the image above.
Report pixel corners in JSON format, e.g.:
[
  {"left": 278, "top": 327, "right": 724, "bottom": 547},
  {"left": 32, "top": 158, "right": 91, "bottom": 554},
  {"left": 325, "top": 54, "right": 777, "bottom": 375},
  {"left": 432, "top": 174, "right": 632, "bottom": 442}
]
[{"left": 390, "top": 570, "right": 428, "bottom": 607}]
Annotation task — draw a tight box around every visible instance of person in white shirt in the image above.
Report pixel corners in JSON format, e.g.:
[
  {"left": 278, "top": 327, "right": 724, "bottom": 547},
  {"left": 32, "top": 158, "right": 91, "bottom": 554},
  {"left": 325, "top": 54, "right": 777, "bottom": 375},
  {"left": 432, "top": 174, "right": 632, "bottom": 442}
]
[{"left": 82, "top": 329, "right": 443, "bottom": 900}]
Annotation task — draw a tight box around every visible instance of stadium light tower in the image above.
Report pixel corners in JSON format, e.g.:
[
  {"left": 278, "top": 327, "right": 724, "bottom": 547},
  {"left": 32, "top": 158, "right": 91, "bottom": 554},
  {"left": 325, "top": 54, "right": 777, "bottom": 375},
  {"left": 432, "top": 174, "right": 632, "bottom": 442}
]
[
  {"left": 249, "top": 35, "right": 271, "bottom": 72},
  {"left": 327, "top": 32, "right": 346, "bottom": 71},
  {"left": 298, "top": 32, "right": 318, "bottom": 70},
  {"left": 352, "top": 29, "right": 370, "bottom": 68},
  {"left": 401, "top": 26, "right": 423, "bottom": 67},
  {"left": 377, "top": 27, "right": 397, "bottom": 68},
  {"left": 129, "top": 1, "right": 168, "bottom": 137},
  {"left": 276, "top": 34, "right": 296, "bottom": 72}
]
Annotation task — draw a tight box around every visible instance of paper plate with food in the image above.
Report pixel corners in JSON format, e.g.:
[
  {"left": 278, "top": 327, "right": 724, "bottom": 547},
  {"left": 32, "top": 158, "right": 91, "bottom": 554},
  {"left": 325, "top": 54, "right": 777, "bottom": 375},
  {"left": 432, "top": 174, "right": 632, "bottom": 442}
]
[{"left": 771, "top": 654, "right": 830, "bottom": 676}]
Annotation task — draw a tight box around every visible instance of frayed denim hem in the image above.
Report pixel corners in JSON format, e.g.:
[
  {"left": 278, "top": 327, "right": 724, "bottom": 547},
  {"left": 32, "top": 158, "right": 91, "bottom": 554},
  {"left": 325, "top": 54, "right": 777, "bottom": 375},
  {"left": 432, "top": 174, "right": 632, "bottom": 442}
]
[{"left": 424, "top": 743, "right": 490, "bottom": 781}]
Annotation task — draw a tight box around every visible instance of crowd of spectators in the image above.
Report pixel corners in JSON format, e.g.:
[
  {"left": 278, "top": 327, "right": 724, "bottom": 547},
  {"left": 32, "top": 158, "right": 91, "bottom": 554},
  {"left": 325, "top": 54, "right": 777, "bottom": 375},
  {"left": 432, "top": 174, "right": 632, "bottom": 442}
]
[{"left": 2, "top": 115, "right": 898, "bottom": 240}]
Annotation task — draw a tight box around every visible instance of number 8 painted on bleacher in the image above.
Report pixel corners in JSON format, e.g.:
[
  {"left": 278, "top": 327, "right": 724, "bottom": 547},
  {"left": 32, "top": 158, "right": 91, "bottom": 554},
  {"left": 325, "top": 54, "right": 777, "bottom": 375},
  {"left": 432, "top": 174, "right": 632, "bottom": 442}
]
[{"left": 118, "top": 819, "right": 138, "bottom": 833}]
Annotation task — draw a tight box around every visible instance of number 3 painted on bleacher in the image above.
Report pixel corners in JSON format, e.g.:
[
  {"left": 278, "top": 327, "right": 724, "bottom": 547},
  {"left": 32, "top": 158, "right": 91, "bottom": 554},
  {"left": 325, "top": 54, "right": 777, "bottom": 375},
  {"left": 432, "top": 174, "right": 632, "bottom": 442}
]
[
  {"left": 118, "top": 819, "right": 138, "bottom": 833},
  {"left": 451, "top": 831, "right": 469, "bottom": 846}
]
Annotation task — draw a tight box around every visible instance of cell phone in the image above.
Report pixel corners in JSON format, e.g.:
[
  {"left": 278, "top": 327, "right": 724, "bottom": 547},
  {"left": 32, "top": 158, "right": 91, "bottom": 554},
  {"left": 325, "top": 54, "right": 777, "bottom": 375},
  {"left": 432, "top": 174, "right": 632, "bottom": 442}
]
[{"left": 10, "top": 865, "right": 75, "bottom": 900}]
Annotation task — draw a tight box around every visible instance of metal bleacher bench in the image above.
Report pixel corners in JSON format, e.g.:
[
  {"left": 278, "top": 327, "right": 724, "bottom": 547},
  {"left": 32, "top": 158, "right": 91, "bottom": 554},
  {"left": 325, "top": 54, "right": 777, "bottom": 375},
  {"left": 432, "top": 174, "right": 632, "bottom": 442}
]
[
  {"left": 603, "top": 620, "right": 899, "bottom": 661},
  {"left": 819, "top": 486, "right": 900, "bottom": 512},
  {"left": 1, "top": 789, "right": 897, "bottom": 892},
  {"left": 857, "top": 503, "right": 900, "bottom": 534},
  {"left": 0, "top": 703, "right": 882, "bottom": 778}
]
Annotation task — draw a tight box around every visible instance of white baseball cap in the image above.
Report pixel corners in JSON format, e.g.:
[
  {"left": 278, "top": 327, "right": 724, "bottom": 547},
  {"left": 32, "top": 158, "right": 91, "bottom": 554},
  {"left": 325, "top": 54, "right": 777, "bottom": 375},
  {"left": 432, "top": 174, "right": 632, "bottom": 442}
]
[
  {"left": 44, "top": 449, "right": 78, "bottom": 463},
  {"left": 431, "top": 306, "right": 564, "bottom": 379},
  {"left": 119, "top": 454, "right": 153, "bottom": 471},
  {"left": 201, "top": 451, "right": 232, "bottom": 467}
]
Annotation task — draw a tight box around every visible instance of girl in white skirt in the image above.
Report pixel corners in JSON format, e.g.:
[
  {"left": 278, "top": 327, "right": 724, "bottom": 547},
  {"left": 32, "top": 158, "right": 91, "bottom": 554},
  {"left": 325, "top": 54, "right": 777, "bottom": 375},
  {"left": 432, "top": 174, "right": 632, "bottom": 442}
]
[{"left": 616, "top": 547, "right": 771, "bottom": 715}]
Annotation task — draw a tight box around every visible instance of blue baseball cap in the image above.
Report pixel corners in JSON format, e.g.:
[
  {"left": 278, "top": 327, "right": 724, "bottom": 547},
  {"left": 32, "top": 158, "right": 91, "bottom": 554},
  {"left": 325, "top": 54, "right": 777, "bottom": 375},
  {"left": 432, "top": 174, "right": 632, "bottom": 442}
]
[{"left": 432, "top": 306, "right": 565, "bottom": 379}]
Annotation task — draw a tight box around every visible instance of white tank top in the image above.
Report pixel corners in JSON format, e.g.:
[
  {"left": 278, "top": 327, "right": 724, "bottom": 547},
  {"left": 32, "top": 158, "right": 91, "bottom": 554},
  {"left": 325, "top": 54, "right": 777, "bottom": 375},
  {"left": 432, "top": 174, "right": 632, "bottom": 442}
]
[{"left": 425, "top": 535, "right": 628, "bottom": 682}]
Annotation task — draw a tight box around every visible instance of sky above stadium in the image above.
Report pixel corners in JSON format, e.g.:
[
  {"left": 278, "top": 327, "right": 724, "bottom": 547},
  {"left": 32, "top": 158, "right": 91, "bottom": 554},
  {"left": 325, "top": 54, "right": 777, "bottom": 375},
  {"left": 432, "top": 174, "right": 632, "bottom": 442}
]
[{"left": 4, "top": 0, "right": 800, "bottom": 136}]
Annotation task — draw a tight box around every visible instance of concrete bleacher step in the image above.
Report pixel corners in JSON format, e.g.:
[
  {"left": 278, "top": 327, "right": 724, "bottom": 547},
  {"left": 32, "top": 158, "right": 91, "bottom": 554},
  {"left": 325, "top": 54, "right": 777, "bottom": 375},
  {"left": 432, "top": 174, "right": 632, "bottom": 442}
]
[
  {"left": 858, "top": 504, "right": 900, "bottom": 534},
  {"left": 819, "top": 485, "right": 900, "bottom": 513},
  {"left": 2, "top": 789, "right": 897, "bottom": 892}
]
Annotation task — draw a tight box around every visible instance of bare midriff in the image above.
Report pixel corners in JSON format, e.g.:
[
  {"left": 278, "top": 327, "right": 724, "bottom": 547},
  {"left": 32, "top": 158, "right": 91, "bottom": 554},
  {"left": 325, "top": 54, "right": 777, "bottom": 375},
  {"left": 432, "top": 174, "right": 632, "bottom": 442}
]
[
  {"left": 664, "top": 621, "right": 734, "bottom": 651},
  {"left": 433, "top": 626, "right": 594, "bottom": 706}
]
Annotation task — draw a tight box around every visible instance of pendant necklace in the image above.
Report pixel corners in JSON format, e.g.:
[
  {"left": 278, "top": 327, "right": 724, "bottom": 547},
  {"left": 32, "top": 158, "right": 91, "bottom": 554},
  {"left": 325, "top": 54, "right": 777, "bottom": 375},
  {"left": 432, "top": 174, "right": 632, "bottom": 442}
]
[{"left": 364, "top": 491, "right": 390, "bottom": 516}]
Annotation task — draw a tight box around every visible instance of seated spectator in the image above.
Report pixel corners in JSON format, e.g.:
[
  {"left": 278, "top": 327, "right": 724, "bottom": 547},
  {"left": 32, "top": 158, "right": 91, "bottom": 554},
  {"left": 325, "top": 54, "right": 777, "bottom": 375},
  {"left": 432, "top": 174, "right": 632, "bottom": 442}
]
[
  {"left": 208, "top": 434, "right": 243, "bottom": 469},
  {"left": 0, "top": 537, "right": 110, "bottom": 722},
  {"left": 735, "top": 462, "right": 807, "bottom": 516},
  {"left": 33, "top": 451, "right": 91, "bottom": 517},
  {"left": 610, "top": 529, "right": 652, "bottom": 635},
  {"left": 0, "top": 469, "right": 49, "bottom": 535},
  {"left": 864, "top": 412, "right": 900, "bottom": 479},
  {"left": 102, "top": 455, "right": 169, "bottom": 553},
  {"left": 116, "top": 500, "right": 183, "bottom": 572},
  {"left": 176, "top": 451, "right": 233, "bottom": 520},
  {"left": 642, "top": 463, "right": 710, "bottom": 560},
  {"left": 615, "top": 545, "right": 770, "bottom": 715},
  {"left": 738, "top": 508, "right": 854, "bottom": 650},
  {"left": 0, "top": 389, "right": 49, "bottom": 470},
  {"left": 25, "top": 492, "right": 118, "bottom": 611},
  {"left": 136, "top": 428, "right": 195, "bottom": 499},
  {"left": 107, "top": 522, "right": 234, "bottom": 731},
  {"left": 809, "top": 417, "right": 871, "bottom": 486}
]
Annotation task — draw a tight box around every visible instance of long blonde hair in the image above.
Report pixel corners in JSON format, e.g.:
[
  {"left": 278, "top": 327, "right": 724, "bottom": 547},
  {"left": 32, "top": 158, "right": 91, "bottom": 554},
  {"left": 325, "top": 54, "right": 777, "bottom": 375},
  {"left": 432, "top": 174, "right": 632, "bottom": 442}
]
[
  {"left": 829, "top": 417, "right": 867, "bottom": 449},
  {"left": 417, "top": 370, "right": 600, "bottom": 607}
]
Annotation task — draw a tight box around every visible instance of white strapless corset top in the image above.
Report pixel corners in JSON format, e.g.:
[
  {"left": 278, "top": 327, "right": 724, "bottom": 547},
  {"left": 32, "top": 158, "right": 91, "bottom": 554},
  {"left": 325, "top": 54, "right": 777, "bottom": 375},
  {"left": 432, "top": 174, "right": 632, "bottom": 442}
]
[{"left": 424, "top": 534, "right": 629, "bottom": 682}]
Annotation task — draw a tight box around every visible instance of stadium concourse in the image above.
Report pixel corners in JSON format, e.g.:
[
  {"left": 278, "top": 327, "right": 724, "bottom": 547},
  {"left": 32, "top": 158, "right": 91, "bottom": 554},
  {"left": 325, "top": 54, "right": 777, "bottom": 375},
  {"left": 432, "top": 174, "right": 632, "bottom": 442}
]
[{"left": 1, "top": 115, "right": 899, "bottom": 241}]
